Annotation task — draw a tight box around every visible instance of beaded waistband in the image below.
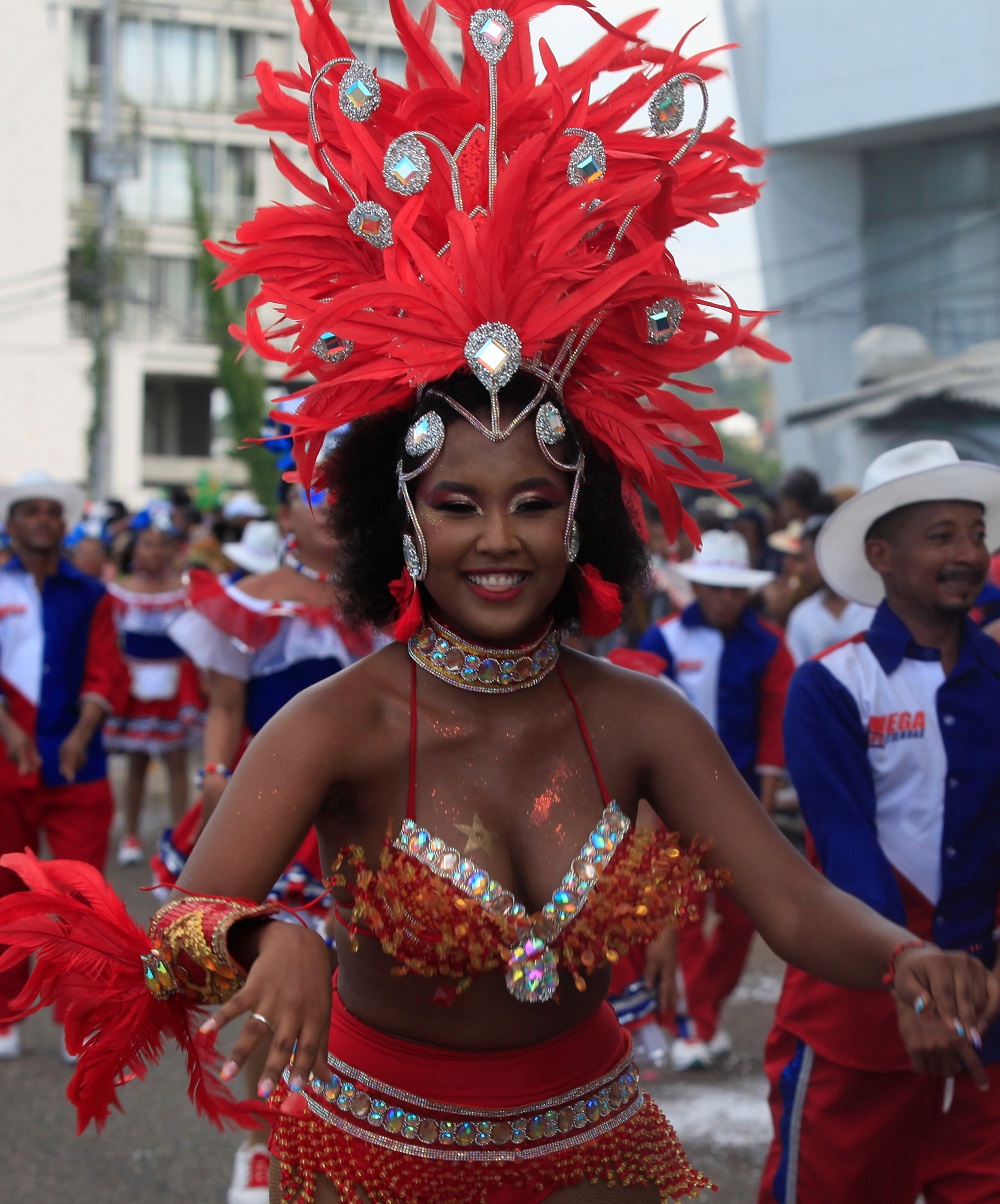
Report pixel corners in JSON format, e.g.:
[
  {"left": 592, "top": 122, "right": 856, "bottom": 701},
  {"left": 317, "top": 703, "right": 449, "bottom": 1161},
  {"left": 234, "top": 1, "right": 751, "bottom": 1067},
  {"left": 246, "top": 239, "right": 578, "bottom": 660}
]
[{"left": 289, "top": 1049, "right": 642, "bottom": 1163}]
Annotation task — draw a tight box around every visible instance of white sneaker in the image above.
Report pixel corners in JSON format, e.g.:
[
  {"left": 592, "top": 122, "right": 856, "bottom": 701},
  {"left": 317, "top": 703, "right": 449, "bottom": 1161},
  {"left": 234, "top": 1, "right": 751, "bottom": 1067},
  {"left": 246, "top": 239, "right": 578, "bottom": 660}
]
[
  {"left": 227, "top": 1142, "right": 271, "bottom": 1204},
  {"left": 0, "top": 1023, "right": 21, "bottom": 1060},
  {"left": 670, "top": 1036, "right": 712, "bottom": 1071},
  {"left": 707, "top": 1028, "right": 732, "bottom": 1060},
  {"left": 117, "top": 835, "right": 144, "bottom": 867}
]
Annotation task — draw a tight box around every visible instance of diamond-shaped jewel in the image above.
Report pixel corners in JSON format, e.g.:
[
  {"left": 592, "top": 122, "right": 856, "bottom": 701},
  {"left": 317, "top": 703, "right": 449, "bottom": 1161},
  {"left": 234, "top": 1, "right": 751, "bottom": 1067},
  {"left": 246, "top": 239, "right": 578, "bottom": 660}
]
[
  {"left": 646, "top": 297, "right": 684, "bottom": 344},
  {"left": 404, "top": 411, "right": 445, "bottom": 459},
  {"left": 311, "top": 331, "right": 354, "bottom": 365},
  {"left": 567, "top": 134, "right": 607, "bottom": 188},
  {"left": 465, "top": 322, "right": 522, "bottom": 391},
  {"left": 348, "top": 201, "right": 393, "bottom": 248},
  {"left": 535, "top": 401, "right": 567, "bottom": 446},
  {"left": 383, "top": 134, "right": 432, "bottom": 197},
  {"left": 477, "top": 338, "right": 510, "bottom": 375},
  {"left": 649, "top": 78, "right": 686, "bottom": 136},
  {"left": 338, "top": 60, "right": 381, "bottom": 122},
  {"left": 470, "top": 9, "right": 514, "bottom": 64}
]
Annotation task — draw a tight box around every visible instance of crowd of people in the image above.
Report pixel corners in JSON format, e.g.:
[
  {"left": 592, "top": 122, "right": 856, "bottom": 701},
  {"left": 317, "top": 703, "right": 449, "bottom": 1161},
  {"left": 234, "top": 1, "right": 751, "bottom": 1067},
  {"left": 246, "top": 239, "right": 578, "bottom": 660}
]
[{"left": 1, "top": 3, "right": 998, "bottom": 1203}]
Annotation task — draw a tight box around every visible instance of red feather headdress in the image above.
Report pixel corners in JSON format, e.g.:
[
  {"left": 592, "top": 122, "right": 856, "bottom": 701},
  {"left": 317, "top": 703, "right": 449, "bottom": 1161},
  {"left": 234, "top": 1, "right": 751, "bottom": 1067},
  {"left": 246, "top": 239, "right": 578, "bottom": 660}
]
[{"left": 211, "top": 0, "right": 788, "bottom": 542}]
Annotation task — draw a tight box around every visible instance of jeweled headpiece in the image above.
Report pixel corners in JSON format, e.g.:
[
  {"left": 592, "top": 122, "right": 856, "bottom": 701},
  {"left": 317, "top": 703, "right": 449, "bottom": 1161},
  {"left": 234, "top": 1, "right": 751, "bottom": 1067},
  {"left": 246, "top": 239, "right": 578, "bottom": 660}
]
[{"left": 212, "top": 0, "right": 786, "bottom": 564}]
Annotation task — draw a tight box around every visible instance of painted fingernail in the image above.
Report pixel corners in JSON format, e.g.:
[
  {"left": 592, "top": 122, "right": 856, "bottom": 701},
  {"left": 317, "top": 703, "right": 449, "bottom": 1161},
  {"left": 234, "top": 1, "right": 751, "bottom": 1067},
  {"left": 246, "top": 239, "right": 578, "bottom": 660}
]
[
  {"left": 219, "top": 1060, "right": 239, "bottom": 1082},
  {"left": 953, "top": 1021, "right": 966, "bottom": 1039},
  {"left": 258, "top": 1078, "right": 275, "bottom": 1100},
  {"left": 914, "top": 996, "right": 926, "bottom": 1016},
  {"left": 971, "top": 1027, "right": 983, "bottom": 1051},
  {"left": 289, "top": 1074, "right": 304, "bottom": 1093},
  {"left": 198, "top": 1017, "right": 218, "bottom": 1035}
]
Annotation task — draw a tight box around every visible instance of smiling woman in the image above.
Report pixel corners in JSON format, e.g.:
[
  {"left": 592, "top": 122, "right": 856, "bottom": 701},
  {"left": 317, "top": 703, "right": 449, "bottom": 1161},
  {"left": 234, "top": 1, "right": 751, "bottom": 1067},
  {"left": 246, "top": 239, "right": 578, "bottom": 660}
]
[{"left": 0, "top": 4, "right": 997, "bottom": 1204}]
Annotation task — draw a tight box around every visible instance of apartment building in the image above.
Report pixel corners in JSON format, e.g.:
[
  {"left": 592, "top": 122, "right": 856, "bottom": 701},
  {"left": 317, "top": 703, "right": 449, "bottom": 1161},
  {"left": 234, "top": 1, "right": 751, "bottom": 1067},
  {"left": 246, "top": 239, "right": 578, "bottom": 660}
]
[{"left": 2, "top": 1, "right": 457, "bottom": 502}]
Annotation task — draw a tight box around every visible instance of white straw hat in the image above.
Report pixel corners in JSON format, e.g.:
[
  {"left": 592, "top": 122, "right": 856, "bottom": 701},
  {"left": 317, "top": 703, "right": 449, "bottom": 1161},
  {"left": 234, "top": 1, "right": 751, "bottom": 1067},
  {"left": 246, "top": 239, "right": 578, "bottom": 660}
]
[
  {"left": 676, "top": 529, "right": 776, "bottom": 589},
  {"left": 0, "top": 470, "right": 85, "bottom": 529},
  {"left": 221, "top": 520, "right": 283, "bottom": 575},
  {"left": 817, "top": 440, "right": 1000, "bottom": 605}
]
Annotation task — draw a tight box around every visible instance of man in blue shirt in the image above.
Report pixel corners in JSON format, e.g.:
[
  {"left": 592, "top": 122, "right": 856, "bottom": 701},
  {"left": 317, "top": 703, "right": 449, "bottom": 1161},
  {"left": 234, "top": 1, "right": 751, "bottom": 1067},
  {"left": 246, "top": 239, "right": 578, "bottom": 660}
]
[
  {"left": 641, "top": 529, "right": 793, "bottom": 1069},
  {"left": 759, "top": 441, "right": 1000, "bottom": 1204}
]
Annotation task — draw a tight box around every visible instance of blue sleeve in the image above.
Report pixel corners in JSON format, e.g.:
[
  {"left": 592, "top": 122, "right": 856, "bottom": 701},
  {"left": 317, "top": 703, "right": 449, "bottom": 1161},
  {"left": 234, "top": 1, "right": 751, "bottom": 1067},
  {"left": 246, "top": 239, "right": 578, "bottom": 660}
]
[
  {"left": 637, "top": 624, "right": 676, "bottom": 679},
  {"left": 785, "top": 659, "right": 907, "bottom": 925}
]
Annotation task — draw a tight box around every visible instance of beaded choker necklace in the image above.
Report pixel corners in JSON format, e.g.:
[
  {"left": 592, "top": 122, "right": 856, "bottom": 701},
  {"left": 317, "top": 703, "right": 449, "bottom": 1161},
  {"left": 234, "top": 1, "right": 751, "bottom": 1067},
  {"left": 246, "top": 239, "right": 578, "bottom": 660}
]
[
  {"left": 408, "top": 617, "right": 560, "bottom": 694},
  {"left": 282, "top": 548, "right": 331, "bottom": 583}
]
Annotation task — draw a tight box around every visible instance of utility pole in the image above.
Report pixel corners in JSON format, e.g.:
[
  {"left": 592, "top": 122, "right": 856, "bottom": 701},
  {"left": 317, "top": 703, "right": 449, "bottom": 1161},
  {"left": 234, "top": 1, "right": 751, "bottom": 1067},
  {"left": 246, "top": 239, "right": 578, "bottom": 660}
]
[{"left": 89, "top": 0, "right": 124, "bottom": 500}]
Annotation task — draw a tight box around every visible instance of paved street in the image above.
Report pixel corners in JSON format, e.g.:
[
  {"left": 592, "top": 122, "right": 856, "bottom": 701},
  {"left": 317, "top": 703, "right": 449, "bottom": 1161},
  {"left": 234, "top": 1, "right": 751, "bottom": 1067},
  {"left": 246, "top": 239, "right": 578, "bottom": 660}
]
[{"left": 3, "top": 766, "right": 782, "bottom": 1203}]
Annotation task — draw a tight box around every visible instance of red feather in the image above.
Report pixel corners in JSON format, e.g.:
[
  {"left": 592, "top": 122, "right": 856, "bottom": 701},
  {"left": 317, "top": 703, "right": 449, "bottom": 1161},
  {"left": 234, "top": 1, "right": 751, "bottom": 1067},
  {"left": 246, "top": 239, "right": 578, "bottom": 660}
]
[{"left": 0, "top": 852, "right": 269, "bottom": 1134}]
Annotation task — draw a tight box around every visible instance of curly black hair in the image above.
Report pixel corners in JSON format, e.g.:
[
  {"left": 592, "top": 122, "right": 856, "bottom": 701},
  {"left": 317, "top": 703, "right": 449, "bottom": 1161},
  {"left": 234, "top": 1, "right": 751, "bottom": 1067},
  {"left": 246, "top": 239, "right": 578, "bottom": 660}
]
[{"left": 324, "top": 371, "right": 650, "bottom": 630}]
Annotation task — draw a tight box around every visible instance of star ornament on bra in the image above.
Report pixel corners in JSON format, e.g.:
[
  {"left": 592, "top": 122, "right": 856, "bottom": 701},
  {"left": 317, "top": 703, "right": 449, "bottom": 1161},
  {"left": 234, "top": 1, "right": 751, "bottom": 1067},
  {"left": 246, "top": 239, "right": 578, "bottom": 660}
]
[{"left": 215, "top": 0, "right": 786, "bottom": 557}]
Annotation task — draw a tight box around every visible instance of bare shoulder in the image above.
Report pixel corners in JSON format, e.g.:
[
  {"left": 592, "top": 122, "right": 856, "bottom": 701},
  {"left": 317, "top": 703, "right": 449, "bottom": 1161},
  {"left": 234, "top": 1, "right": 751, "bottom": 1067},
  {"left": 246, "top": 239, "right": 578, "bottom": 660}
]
[
  {"left": 233, "top": 568, "right": 285, "bottom": 601},
  {"left": 256, "top": 642, "right": 410, "bottom": 774},
  {"left": 560, "top": 647, "right": 702, "bottom": 742}
]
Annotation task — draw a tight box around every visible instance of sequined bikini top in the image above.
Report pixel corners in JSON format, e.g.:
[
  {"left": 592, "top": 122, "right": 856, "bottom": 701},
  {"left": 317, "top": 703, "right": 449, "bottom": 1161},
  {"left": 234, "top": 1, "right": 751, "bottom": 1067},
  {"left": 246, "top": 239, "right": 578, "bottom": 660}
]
[{"left": 331, "top": 664, "right": 723, "bottom": 1004}]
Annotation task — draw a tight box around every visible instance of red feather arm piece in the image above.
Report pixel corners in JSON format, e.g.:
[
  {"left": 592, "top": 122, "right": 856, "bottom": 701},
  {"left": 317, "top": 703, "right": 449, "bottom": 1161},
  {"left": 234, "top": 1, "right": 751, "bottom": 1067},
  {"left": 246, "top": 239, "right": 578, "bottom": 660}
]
[{"left": 0, "top": 852, "right": 269, "bottom": 1134}]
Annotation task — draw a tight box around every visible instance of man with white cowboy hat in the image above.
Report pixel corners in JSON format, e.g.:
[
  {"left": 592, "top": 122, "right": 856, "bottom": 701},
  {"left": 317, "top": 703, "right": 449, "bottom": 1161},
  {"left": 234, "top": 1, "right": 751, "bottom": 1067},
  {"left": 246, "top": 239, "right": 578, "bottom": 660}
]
[
  {"left": 0, "top": 471, "right": 127, "bottom": 1062},
  {"left": 759, "top": 440, "right": 1000, "bottom": 1204},
  {"left": 220, "top": 519, "right": 283, "bottom": 581},
  {"left": 640, "top": 528, "right": 794, "bottom": 1070}
]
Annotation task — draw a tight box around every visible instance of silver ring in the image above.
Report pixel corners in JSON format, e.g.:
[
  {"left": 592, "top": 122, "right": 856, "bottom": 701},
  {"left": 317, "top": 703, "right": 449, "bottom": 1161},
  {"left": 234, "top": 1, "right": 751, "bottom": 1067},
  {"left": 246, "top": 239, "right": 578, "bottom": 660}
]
[{"left": 250, "top": 1012, "right": 275, "bottom": 1032}]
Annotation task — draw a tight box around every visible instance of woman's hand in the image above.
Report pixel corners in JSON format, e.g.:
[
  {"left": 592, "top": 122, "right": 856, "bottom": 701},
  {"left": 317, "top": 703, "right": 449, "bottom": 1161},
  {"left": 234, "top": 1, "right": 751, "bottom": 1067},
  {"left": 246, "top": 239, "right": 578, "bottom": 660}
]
[
  {"left": 201, "top": 920, "right": 333, "bottom": 1099},
  {"left": 890, "top": 945, "right": 1000, "bottom": 1091}
]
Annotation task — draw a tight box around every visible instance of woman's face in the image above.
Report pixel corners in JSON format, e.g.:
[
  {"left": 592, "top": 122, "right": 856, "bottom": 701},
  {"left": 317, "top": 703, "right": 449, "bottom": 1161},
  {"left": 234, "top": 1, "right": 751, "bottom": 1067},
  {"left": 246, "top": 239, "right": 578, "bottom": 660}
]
[
  {"left": 414, "top": 417, "right": 571, "bottom": 645},
  {"left": 133, "top": 528, "right": 176, "bottom": 575}
]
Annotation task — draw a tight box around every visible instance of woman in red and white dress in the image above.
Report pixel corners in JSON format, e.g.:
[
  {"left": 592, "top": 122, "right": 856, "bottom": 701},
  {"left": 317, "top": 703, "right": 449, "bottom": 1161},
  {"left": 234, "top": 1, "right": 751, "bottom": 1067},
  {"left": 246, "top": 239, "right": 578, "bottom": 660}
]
[{"left": 104, "top": 507, "right": 205, "bottom": 866}]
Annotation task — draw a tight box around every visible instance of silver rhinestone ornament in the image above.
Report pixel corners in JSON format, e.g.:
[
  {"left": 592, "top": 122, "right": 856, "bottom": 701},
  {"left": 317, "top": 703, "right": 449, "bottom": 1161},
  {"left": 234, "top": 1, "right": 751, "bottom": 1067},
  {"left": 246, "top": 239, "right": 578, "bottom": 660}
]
[
  {"left": 402, "top": 534, "right": 423, "bottom": 579},
  {"left": 404, "top": 412, "right": 445, "bottom": 460},
  {"left": 567, "top": 134, "right": 606, "bottom": 188},
  {"left": 383, "top": 134, "right": 432, "bottom": 197},
  {"left": 470, "top": 9, "right": 515, "bottom": 64},
  {"left": 646, "top": 298, "right": 684, "bottom": 344},
  {"left": 339, "top": 60, "right": 381, "bottom": 122},
  {"left": 465, "top": 322, "right": 522, "bottom": 392},
  {"left": 311, "top": 331, "right": 354, "bottom": 364},
  {"left": 348, "top": 201, "right": 393, "bottom": 248},
  {"left": 535, "top": 402, "right": 567, "bottom": 447},
  {"left": 649, "top": 78, "right": 686, "bottom": 136},
  {"left": 567, "top": 520, "right": 580, "bottom": 564}
]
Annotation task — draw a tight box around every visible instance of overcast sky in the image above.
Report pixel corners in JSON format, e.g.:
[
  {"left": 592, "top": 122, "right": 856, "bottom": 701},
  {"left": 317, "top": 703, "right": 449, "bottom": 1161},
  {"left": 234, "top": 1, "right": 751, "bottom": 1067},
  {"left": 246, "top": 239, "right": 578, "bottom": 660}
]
[{"left": 531, "top": 1, "right": 765, "bottom": 311}]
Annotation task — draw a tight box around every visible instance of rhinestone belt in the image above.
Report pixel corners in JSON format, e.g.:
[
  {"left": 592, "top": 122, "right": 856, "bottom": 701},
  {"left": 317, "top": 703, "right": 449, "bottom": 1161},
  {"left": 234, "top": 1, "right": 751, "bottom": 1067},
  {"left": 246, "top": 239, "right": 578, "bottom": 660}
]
[{"left": 291, "top": 1050, "right": 642, "bottom": 1162}]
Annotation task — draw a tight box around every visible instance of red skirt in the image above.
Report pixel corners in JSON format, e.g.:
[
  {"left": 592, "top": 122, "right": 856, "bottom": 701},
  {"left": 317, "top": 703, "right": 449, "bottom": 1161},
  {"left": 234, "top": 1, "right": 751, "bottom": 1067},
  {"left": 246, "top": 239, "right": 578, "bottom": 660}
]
[
  {"left": 104, "top": 658, "right": 205, "bottom": 754},
  {"left": 269, "top": 990, "right": 714, "bottom": 1204}
]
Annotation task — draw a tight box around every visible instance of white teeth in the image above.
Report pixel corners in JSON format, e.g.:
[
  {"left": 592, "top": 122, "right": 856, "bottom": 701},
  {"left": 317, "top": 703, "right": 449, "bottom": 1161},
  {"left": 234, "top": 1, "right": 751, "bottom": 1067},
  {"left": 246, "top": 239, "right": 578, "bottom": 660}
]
[{"left": 467, "top": 573, "right": 525, "bottom": 589}]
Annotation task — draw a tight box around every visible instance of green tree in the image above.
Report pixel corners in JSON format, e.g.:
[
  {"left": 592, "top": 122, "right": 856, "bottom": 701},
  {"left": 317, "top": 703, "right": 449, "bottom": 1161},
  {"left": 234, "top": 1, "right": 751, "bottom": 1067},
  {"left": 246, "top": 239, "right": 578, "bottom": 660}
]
[{"left": 189, "top": 159, "right": 278, "bottom": 505}]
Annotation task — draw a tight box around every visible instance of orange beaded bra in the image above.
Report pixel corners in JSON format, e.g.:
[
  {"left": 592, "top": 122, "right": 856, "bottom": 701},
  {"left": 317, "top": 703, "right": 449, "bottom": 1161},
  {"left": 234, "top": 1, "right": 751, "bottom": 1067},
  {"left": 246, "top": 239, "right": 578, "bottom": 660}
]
[{"left": 330, "top": 664, "right": 722, "bottom": 1003}]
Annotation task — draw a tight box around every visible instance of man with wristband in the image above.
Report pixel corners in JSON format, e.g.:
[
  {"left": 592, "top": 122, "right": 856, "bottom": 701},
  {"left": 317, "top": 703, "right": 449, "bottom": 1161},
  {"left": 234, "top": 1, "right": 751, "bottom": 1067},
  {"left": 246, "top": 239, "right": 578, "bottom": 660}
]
[
  {"left": 759, "top": 441, "right": 1000, "bottom": 1204},
  {"left": 0, "top": 471, "right": 127, "bottom": 1060}
]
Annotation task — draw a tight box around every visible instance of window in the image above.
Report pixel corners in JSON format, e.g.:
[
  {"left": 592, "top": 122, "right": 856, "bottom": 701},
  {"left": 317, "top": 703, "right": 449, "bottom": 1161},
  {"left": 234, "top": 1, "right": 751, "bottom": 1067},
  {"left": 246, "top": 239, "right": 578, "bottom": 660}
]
[
  {"left": 149, "top": 257, "right": 205, "bottom": 340},
  {"left": 863, "top": 132, "right": 1000, "bottom": 354},
  {"left": 227, "top": 29, "right": 257, "bottom": 106},
  {"left": 70, "top": 9, "right": 102, "bottom": 94},
  {"left": 146, "top": 140, "right": 214, "bottom": 222},
  {"left": 377, "top": 47, "right": 407, "bottom": 85},
  {"left": 151, "top": 22, "right": 219, "bottom": 109},
  {"left": 143, "top": 376, "right": 213, "bottom": 456}
]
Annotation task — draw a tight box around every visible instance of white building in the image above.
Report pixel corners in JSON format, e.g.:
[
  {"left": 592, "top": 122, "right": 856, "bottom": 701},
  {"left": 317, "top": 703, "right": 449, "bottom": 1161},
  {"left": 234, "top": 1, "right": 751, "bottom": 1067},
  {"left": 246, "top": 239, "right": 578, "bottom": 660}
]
[
  {"left": 722, "top": 0, "right": 1000, "bottom": 483},
  {"left": 1, "top": 0, "right": 458, "bottom": 504}
]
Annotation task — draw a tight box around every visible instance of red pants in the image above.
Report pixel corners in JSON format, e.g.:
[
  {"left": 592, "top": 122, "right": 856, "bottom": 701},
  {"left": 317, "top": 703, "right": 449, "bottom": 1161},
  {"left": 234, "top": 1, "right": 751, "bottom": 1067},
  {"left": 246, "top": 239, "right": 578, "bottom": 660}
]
[
  {"left": 673, "top": 887, "right": 755, "bottom": 1042},
  {"left": 0, "top": 779, "right": 114, "bottom": 1016},
  {"left": 759, "top": 1023, "right": 1000, "bottom": 1204}
]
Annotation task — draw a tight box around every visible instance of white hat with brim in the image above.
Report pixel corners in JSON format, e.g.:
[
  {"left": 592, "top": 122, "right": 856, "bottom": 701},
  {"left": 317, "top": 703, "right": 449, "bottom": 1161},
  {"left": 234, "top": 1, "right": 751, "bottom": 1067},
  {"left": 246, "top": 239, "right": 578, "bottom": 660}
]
[
  {"left": 221, "top": 520, "right": 283, "bottom": 575},
  {"left": 0, "top": 471, "right": 85, "bottom": 529},
  {"left": 817, "top": 440, "right": 1000, "bottom": 606},
  {"left": 676, "top": 529, "right": 776, "bottom": 590}
]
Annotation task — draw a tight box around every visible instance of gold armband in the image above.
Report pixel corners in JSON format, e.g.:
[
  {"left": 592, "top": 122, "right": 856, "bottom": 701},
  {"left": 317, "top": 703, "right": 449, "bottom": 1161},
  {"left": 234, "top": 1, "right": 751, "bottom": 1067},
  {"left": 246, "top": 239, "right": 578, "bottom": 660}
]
[{"left": 144, "top": 896, "right": 278, "bottom": 1005}]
